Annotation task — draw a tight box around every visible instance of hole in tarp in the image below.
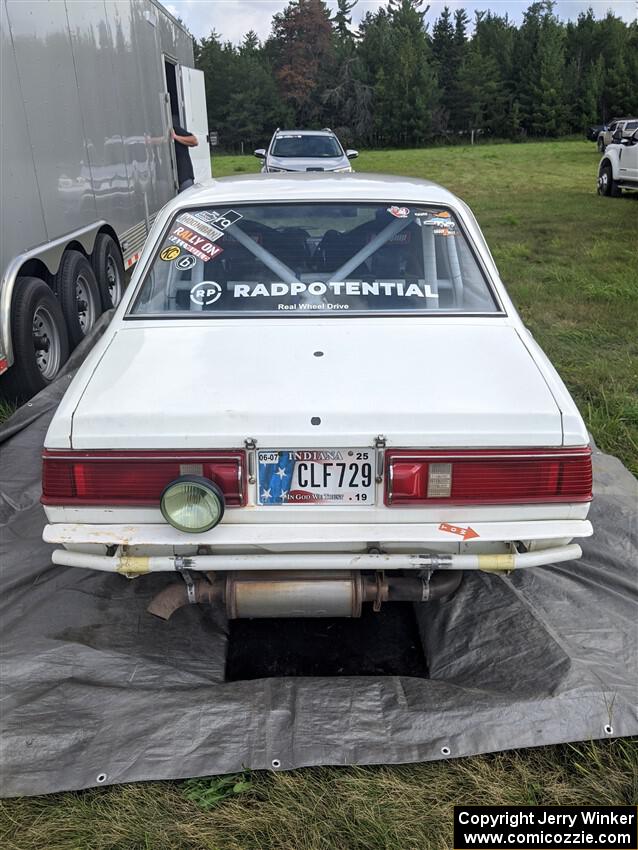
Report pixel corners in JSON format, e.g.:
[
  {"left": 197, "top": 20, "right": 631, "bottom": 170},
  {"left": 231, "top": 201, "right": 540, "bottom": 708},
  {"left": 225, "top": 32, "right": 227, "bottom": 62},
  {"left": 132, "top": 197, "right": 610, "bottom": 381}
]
[{"left": 225, "top": 602, "right": 428, "bottom": 680}]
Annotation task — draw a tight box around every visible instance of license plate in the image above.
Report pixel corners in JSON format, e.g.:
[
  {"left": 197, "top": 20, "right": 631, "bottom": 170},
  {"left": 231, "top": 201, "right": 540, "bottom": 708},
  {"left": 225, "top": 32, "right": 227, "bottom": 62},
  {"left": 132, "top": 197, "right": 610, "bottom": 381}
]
[{"left": 257, "top": 449, "right": 375, "bottom": 506}]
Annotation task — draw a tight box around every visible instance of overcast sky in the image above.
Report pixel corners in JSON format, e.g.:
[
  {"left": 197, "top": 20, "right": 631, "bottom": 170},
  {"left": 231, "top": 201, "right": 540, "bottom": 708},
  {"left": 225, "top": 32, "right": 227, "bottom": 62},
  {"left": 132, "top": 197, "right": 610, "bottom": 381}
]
[{"left": 164, "top": 0, "right": 637, "bottom": 43}]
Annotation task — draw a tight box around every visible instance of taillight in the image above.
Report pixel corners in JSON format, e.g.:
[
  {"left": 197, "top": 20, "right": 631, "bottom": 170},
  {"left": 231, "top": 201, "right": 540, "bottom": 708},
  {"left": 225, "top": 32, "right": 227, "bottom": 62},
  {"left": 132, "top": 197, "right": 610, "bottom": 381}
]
[
  {"left": 385, "top": 448, "right": 592, "bottom": 506},
  {"left": 42, "top": 450, "right": 246, "bottom": 507}
]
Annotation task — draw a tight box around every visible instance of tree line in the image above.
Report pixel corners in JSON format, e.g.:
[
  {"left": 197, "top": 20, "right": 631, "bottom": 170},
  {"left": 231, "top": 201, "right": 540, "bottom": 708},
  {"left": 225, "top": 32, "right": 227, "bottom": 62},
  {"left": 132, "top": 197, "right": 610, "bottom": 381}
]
[{"left": 193, "top": 0, "right": 638, "bottom": 151}]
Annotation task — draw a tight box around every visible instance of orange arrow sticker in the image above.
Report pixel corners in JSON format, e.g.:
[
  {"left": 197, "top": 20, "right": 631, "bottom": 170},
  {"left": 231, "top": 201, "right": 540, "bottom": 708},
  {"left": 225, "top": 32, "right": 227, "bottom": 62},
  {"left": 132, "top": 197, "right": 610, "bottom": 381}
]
[{"left": 439, "top": 522, "right": 480, "bottom": 541}]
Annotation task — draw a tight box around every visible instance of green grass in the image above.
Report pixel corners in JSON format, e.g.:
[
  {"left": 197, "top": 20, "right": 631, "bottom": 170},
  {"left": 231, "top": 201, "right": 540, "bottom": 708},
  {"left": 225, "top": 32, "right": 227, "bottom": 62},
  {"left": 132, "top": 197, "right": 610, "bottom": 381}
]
[
  {"left": 212, "top": 140, "right": 638, "bottom": 474},
  {"left": 1, "top": 741, "right": 636, "bottom": 850},
  {"left": 0, "top": 398, "right": 17, "bottom": 423},
  {"left": 1, "top": 141, "right": 636, "bottom": 847}
]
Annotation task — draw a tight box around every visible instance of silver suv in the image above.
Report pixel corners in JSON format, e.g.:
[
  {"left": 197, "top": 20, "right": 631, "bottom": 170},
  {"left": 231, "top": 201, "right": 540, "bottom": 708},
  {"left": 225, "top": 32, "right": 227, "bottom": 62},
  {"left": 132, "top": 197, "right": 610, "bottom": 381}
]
[
  {"left": 254, "top": 129, "right": 358, "bottom": 173},
  {"left": 597, "top": 118, "right": 638, "bottom": 153}
]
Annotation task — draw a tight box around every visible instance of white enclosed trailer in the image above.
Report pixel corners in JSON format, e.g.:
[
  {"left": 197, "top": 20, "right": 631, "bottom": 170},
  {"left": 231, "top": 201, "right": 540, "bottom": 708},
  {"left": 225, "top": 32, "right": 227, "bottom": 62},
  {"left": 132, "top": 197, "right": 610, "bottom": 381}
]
[{"left": 0, "top": 0, "right": 210, "bottom": 399}]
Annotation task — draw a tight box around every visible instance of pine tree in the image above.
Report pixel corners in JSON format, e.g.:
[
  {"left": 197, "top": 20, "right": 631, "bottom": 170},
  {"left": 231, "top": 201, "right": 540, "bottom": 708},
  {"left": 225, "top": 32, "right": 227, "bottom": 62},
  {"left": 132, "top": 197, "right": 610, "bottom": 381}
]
[
  {"left": 333, "top": 0, "right": 358, "bottom": 43},
  {"left": 531, "top": 8, "right": 567, "bottom": 135},
  {"left": 268, "top": 0, "right": 336, "bottom": 125},
  {"left": 241, "top": 30, "right": 260, "bottom": 54},
  {"left": 431, "top": 6, "right": 455, "bottom": 132},
  {"left": 447, "top": 7, "right": 469, "bottom": 130},
  {"left": 379, "top": 0, "right": 439, "bottom": 146},
  {"left": 515, "top": 1, "right": 566, "bottom": 136}
]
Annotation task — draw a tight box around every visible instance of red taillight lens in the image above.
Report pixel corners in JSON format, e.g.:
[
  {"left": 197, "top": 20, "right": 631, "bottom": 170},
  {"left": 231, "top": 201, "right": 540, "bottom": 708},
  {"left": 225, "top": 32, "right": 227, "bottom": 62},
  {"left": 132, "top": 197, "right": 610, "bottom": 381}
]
[
  {"left": 385, "top": 448, "right": 592, "bottom": 506},
  {"left": 42, "top": 451, "right": 246, "bottom": 507}
]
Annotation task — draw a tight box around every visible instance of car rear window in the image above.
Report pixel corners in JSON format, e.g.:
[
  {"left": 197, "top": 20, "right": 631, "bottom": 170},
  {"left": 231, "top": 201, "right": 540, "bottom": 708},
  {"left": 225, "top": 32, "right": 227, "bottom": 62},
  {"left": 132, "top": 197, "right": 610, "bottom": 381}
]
[
  {"left": 271, "top": 135, "right": 343, "bottom": 158},
  {"left": 128, "top": 203, "right": 500, "bottom": 317}
]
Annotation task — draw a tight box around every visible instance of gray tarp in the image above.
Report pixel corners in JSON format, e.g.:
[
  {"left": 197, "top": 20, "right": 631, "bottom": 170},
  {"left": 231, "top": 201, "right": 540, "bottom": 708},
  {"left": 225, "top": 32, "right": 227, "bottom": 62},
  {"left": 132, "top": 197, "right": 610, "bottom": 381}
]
[{"left": 1, "top": 323, "right": 637, "bottom": 796}]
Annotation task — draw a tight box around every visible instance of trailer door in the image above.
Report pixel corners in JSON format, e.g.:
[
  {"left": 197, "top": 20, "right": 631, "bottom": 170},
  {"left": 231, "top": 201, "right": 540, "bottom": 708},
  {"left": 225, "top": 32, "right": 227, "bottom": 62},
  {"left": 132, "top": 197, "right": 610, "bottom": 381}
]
[{"left": 179, "top": 67, "right": 211, "bottom": 184}]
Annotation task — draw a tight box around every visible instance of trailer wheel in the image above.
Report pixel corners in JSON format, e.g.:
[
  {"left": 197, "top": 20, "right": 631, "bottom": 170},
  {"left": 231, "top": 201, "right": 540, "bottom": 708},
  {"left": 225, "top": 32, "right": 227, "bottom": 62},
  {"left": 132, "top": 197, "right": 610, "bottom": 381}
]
[
  {"left": 1, "top": 277, "right": 70, "bottom": 402},
  {"left": 57, "top": 250, "right": 102, "bottom": 348},
  {"left": 92, "top": 234, "right": 125, "bottom": 310}
]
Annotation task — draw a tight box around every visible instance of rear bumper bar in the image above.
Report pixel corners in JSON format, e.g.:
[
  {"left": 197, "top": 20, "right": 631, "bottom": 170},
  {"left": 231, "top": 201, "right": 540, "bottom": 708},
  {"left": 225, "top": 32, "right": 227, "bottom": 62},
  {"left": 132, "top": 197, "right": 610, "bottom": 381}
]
[
  {"left": 43, "top": 519, "right": 593, "bottom": 548},
  {"left": 50, "top": 544, "right": 583, "bottom": 574}
]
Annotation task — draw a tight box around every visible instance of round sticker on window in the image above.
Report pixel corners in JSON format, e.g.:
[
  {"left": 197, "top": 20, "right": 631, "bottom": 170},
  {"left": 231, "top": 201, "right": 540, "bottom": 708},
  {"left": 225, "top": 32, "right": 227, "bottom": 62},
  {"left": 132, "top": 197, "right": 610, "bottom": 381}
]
[
  {"left": 160, "top": 245, "right": 180, "bottom": 261},
  {"left": 175, "top": 254, "right": 197, "bottom": 271},
  {"left": 190, "top": 281, "right": 222, "bottom": 306},
  {"left": 387, "top": 205, "right": 410, "bottom": 218}
]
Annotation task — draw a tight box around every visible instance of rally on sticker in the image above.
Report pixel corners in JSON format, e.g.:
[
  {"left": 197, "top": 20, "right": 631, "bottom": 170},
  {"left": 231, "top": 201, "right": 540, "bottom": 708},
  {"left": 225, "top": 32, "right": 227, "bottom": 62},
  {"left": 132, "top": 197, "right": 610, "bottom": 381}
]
[{"left": 167, "top": 226, "right": 224, "bottom": 262}]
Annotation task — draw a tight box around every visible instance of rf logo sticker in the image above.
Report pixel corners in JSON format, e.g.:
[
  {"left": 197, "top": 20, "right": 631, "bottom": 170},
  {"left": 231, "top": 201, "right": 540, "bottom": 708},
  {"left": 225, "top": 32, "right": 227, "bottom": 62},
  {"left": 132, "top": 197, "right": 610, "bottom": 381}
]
[
  {"left": 160, "top": 245, "right": 180, "bottom": 261},
  {"left": 175, "top": 254, "right": 197, "bottom": 271},
  {"left": 190, "top": 281, "right": 222, "bottom": 306}
]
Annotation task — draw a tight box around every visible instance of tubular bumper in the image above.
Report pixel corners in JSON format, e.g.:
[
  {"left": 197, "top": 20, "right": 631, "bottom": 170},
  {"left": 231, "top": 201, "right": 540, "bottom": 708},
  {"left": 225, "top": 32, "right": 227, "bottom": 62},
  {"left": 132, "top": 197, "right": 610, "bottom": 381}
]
[{"left": 50, "top": 544, "right": 583, "bottom": 574}]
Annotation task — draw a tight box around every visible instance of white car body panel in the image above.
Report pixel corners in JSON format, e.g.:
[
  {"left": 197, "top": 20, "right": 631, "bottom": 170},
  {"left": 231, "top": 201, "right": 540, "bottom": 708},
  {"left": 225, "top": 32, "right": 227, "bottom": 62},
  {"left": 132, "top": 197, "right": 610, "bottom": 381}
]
[
  {"left": 43, "top": 174, "right": 592, "bottom": 574},
  {"left": 614, "top": 140, "right": 638, "bottom": 183},
  {"left": 67, "top": 321, "right": 562, "bottom": 450},
  {"left": 43, "top": 520, "right": 590, "bottom": 553}
]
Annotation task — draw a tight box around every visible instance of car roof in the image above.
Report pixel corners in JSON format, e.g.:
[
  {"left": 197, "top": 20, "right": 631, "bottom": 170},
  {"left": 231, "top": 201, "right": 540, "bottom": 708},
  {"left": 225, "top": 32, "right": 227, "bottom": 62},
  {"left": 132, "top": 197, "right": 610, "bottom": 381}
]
[
  {"left": 174, "top": 173, "right": 461, "bottom": 209},
  {"left": 274, "top": 129, "right": 335, "bottom": 137}
]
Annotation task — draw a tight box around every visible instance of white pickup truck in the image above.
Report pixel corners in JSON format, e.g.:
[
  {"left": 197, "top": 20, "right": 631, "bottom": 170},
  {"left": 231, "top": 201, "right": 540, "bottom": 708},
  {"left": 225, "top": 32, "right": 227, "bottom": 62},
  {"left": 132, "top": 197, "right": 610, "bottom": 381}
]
[{"left": 598, "top": 127, "right": 638, "bottom": 196}]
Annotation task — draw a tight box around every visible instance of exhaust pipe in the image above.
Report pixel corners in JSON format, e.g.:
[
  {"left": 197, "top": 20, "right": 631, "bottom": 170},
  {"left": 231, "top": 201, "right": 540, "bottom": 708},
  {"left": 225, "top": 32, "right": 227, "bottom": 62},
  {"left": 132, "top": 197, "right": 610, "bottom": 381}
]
[{"left": 147, "top": 569, "right": 463, "bottom": 621}]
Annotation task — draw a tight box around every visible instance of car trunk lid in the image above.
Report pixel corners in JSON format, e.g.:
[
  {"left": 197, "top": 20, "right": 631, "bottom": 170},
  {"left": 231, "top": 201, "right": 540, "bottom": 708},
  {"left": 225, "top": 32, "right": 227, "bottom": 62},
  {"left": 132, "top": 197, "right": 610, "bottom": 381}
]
[{"left": 69, "top": 320, "right": 564, "bottom": 449}]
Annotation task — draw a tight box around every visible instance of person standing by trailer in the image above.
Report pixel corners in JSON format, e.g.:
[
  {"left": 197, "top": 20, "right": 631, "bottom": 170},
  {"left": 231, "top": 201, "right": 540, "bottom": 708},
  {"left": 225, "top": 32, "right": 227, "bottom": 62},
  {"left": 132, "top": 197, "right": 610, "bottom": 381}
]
[{"left": 172, "top": 118, "right": 199, "bottom": 192}]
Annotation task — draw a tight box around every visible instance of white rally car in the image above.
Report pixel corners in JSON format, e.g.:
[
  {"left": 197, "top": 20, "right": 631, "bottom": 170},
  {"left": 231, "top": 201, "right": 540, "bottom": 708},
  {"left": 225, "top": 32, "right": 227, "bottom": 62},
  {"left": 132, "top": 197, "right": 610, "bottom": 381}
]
[{"left": 42, "top": 174, "right": 593, "bottom": 621}]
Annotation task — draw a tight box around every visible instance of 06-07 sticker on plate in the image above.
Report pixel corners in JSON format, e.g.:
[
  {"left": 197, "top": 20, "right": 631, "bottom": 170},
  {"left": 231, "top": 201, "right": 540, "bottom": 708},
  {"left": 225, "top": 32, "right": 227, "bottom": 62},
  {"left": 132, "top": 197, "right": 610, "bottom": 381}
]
[{"left": 257, "top": 449, "right": 375, "bottom": 506}]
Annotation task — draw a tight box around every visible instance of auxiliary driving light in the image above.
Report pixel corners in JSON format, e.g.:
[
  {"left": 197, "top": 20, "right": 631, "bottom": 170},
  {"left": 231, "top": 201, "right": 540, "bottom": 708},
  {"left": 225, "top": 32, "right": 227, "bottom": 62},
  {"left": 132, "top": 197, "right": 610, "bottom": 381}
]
[{"left": 160, "top": 476, "right": 225, "bottom": 533}]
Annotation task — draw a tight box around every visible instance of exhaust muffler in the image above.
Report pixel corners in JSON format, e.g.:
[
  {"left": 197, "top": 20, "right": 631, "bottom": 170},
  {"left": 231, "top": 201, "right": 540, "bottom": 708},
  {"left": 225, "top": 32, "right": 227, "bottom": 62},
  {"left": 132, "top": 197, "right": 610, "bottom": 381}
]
[{"left": 147, "top": 569, "right": 462, "bottom": 621}]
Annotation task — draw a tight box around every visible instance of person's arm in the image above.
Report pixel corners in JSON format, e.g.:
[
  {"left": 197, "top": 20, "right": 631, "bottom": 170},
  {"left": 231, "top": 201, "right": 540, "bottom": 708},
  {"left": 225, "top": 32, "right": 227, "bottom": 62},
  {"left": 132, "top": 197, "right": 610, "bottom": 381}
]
[{"left": 171, "top": 127, "right": 199, "bottom": 147}]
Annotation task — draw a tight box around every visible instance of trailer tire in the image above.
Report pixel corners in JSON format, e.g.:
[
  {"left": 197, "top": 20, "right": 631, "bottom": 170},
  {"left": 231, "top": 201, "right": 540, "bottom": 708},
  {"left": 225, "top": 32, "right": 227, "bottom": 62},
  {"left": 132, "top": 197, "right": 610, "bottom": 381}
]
[
  {"left": 57, "top": 250, "right": 102, "bottom": 348},
  {"left": 1, "top": 277, "right": 70, "bottom": 402},
  {"left": 92, "top": 234, "right": 125, "bottom": 310}
]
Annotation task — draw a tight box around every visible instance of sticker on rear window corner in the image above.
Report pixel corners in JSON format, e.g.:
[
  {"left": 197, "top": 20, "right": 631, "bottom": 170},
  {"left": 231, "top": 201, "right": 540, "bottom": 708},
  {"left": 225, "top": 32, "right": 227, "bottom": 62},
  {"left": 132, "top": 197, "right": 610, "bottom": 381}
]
[
  {"left": 190, "top": 281, "right": 222, "bottom": 306},
  {"left": 212, "top": 209, "right": 242, "bottom": 230},
  {"left": 191, "top": 210, "right": 221, "bottom": 224},
  {"left": 415, "top": 209, "right": 452, "bottom": 218},
  {"left": 176, "top": 212, "right": 224, "bottom": 243},
  {"left": 424, "top": 218, "right": 455, "bottom": 229},
  {"left": 191, "top": 209, "right": 243, "bottom": 229},
  {"left": 167, "top": 224, "right": 224, "bottom": 263},
  {"left": 159, "top": 245, "right": 180, "bottom": 261},
  {"left": 387, "top": 205, "right": 410, "bottom": 218},
  {"left": 174, "top": 254, "right": 197, "bottom": 271}
]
